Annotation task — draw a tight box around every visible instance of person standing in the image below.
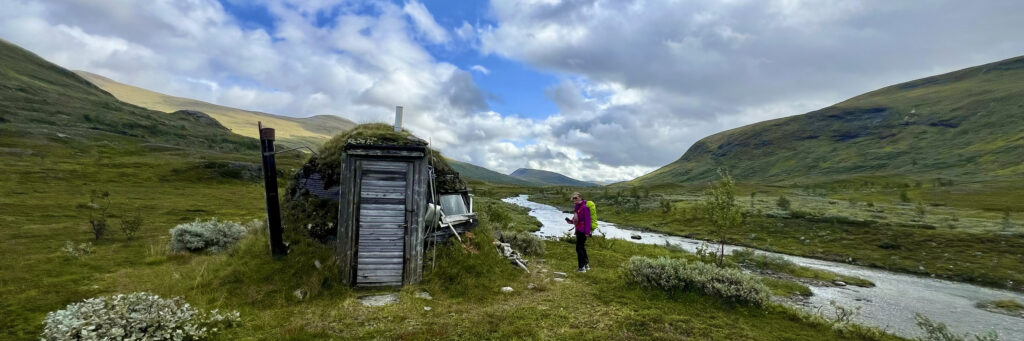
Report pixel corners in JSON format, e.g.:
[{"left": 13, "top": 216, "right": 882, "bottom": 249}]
[{"left": 566, "top": 192, "right": 591, "bottom": 272}]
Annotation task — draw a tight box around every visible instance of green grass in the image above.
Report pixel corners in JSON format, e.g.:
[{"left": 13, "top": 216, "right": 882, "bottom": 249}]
[
  {"left": 762, "top": 277, "right": 814, "bottom": 297},
  {"left": 0, "top": 154, "right": 903, "bottom": 339},
  {"left": 731, "top": 250, "right": 874, "bottom": 287},
  {"left": 992, "top": 299, "right": 1024, "bottom": 312},
  {"left": 529, "top": 187, "right": 1024, "bottom": 293}
]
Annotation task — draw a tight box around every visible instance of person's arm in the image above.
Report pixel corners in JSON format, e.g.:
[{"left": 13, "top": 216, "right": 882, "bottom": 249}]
[{"left": 568, "top": 205, "right": 578, "bottom": 231}]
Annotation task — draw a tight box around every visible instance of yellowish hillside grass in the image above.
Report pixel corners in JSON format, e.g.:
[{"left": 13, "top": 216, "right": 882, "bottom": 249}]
[{"left": 75, "top": 71, "right": 355, "bottom": 144}]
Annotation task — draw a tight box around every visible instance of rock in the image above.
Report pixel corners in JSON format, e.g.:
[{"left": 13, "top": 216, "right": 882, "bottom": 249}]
[
  {"left": 630, "top": 234, "right": 642, "bottom": 240},
  {"left": 527, "top": 283, "right": 536, "bottom": 290},
  {"left": 424, "top": 306, "right": 432, "bottom": 311},
  {"left": 501, "top": 286, "right": 514, "bottom": 293},
  {"left": 293, "top": 289, "right": 305, "bottom": 300},
  {"left": 553, "top": 278, "right": 565, "bottom": 283},
  {"left": 833, "top": 281, "right": 847, "bottom": 287},
  {"left": 415, "top": 291, "right": 433, "bottom": 300},
  {"left": 314, "top": 260, "right": 322, "bottom": 270},
  {"left": 359, "top": 293, "right": 399, "bottom": 307},
  {"left": 553, "top": 271, "right": 568, "bottom": 278}
]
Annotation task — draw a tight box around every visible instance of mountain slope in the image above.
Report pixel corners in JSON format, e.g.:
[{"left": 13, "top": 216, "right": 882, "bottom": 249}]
[
  {"left": 0, "top": 39, "right": 256, "bottom": 152},
  {"left": 511, "top": 168, "right": 598, "bottom": 187},
  {"left": 633, "top": 55, "right": 1024, "bottom": 185},
  {"left": 447, "top": 159, "right": 542, "bottom": 186},
  {"left": 74, "top": 70, "right": 356, "bottom": 147}
]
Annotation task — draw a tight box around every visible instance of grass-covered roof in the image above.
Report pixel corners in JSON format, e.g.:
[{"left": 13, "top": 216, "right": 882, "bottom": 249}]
[{"left": 282, "top": 123, "right": 466, "bottom": 241}]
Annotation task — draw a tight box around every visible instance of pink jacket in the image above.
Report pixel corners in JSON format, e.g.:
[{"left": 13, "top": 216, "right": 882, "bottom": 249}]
[{"left": 573, "top": 201, "right": 592, "bottom": 236}]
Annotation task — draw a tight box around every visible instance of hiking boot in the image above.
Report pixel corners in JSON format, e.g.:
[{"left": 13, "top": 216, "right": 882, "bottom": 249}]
[
  {"left": 576, "top": 267, "right": 587, "bottom": 273},
  {"left": 584, "top": 264, "right": 590, "bottom": 271}
]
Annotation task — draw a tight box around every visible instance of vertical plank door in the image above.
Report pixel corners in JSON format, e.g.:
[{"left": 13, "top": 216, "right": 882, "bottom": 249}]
[{"left": 354, "top": 160, "right": 410, "bottom": 287}]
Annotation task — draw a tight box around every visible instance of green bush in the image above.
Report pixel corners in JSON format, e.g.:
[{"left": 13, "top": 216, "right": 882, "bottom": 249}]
[
  {"left": 119, "top": 209, "right": 143, "bottom": 240},
  {"left": 496, "top": 230, "right": 545, "bottom": 256},
  {"left": 776, "top": 195, "right": 791, "bottom": 211},
  {"left": 41, "top": 292, "right": 239, "bottom": 340},
  {"left": 168, "top": 218, "right": 247, "bottom": 253},
  {"left": 623, "top": 256, "right": 770, "bottom": 306}
]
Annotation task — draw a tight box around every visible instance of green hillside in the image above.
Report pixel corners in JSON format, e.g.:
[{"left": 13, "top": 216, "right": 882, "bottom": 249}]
[
  {"left": 74, "top": 70, "right": 356, "bottom": 147},
  {"left": 511, "top": 168, "right": 598, "bottom": 187},
  {"left": 446, "top": 159, "right": 542, "bottom": 186},
  {"left": 633, "top": 56, "right": 1024, "bottom": 188},
  {"left": 0, "top": 40, "right": 257, "bottom": 153}
]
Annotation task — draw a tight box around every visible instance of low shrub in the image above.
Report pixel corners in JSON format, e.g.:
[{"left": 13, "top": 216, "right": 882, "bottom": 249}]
[
  {"left": 119, "top": 209, "right": 143, "bottom": 240},
  {"left": 62, "top": 241, "right": 95, "bottom": 258},
  {"left": 776, "top": 195, "right": 791, "bottom": 211},
  {"left": 169, "top": 218, "right": 247, "bottom": 253},
  {"left": 496, "top": 230, "right": 545, "bottom": 256},
  {"left": 41, "top": 292, "right": 239, "bottom": 340},
  {"left": 624, "top": 256, "right": 770, "bottom": 306}
]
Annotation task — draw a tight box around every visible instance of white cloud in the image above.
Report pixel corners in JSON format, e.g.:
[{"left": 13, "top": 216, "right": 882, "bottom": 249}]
[
  {"left": 470, "top": 65, "right": 490, "bottom": 75},
  {"left": 402, "top": 0, "right": 449, "bottom": 44},
  {"left": 4, "top": 0, "right": 1024, "bottom": 183},
  {"left": 454, "top": 21, "right": 475, "bottom": 40},
  {"left": 480, "top": 0, "right": 1024, "bottom": 174}
]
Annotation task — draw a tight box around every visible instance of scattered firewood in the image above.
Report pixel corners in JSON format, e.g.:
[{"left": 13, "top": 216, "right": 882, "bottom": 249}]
[{"left": 493, "top": 240, "right": 530, "bottom": 272}]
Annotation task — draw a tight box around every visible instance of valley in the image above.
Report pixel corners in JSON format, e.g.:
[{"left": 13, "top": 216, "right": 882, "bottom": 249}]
[{"left": 1, "top": 10, "right": 1022, "bottom": 339}]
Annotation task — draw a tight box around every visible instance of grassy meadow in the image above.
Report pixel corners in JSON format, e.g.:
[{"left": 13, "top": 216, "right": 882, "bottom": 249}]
[
  {"left": 528, "top": 181, "right": 1024, "bottom": 293},
  {"left": 0, "top": 136, "right": 903, "bottom": 339}
]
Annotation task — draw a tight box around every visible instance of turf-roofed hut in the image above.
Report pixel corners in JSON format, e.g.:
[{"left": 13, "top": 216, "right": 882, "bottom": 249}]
[{"left": 282, "top": 123, "right": 473, "bottom": 288}]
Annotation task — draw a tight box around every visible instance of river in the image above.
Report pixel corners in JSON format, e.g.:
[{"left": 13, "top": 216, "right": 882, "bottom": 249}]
[{"left": 502, "top": 195, "right": 1024, "bottom": 340}]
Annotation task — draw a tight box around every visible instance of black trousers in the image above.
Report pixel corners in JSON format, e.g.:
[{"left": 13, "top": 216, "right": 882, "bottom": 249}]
[{"left": 575, "top": 231, "right": 589, "bottom": 268}]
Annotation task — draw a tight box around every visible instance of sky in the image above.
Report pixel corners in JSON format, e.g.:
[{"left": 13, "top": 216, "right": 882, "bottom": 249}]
[{"left": 2, "top": 0, "right": 1024, "bottom": 182}]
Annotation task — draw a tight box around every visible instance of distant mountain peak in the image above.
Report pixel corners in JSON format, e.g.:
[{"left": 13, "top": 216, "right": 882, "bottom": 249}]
[{"left": 509, "top": 168, "right": 598, "bottom": 187}]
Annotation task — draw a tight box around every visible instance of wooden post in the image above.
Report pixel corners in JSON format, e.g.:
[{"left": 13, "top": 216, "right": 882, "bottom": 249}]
[{"left": 258, "top": 122, "right": 287, "bottom": 257}]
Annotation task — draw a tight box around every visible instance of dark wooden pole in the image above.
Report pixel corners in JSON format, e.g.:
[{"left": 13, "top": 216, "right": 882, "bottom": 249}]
[{"left": 259, "top": 122, "right": 287, "bottom": 257}]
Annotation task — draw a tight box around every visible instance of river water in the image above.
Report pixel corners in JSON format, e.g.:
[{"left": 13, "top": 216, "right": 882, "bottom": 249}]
[{"left": 503, "top": 195, "right": 1024, "bottom": 339}]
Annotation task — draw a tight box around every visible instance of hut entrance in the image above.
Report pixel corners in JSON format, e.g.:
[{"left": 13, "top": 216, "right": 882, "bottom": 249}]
[
  {"left": 354, "top": 160, "right": 412, "bottom": 287},
  {"left": 338, "top": 142, "right": 428, "bottom": 288}
]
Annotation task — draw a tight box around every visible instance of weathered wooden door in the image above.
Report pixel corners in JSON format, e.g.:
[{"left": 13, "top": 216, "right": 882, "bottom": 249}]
[{"left": 354, "top": 160, "right": 411, "bottom": 287}]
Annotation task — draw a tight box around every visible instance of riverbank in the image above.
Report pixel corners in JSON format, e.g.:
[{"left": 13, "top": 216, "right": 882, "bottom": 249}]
[
  {"left": 526, "top": 189, "right": 1024, "bottom": 294},
  {"left": 505, "top": 195, "right": 1024, "bottom": 340}
]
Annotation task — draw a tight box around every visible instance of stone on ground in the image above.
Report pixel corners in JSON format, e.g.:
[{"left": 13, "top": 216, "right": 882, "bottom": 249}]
[{"left": 359, "top": 293, "right": 399, "bottom": 307}]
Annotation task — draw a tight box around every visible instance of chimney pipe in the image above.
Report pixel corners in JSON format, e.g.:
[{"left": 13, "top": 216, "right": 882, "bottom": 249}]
[{"left": 394, "top": 106, "right": 404, "bottom": 132}]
